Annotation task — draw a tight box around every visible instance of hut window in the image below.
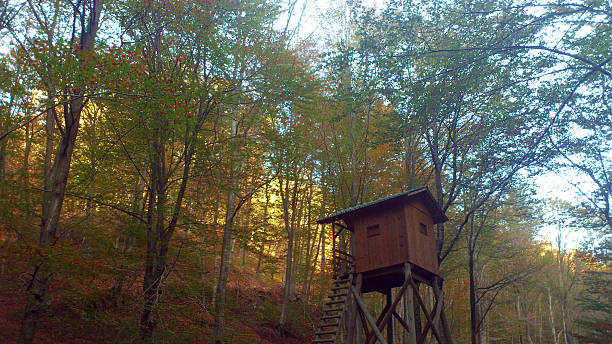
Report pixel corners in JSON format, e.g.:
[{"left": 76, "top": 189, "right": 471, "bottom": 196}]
[
  {"left": 419, "top": 223, "right": 428, "bottom": 235},
  {"left": 367, "top": 224, "right": 380, "bottom": 238}
]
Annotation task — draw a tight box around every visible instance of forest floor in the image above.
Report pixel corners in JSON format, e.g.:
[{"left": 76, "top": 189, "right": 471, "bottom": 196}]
[{"left": 0, "top": 257, "right": 319, "bottom": 343}]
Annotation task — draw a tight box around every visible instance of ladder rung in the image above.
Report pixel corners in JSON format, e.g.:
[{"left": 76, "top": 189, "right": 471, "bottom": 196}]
[
  {"left": 324, "top": 307, "right": 343, "bottom": 313},
  {"left": 315, "top": 330, "right": 337, "bottom": 336},
  {"left": 321, "top": 314, "right": 342, "bottom": 321},
  {"left": 334, "top": 278, "right": 349, "bottom": 285},
  {"left": 313, "top": 339, "right": 335, "bottom": 343},
  {"left": 331, "top": 285, "right": 348, "bottom": 292},
  {"left": 326, "top": 299, "right": 345, "bottom": 305},
  {"left": 330, "top": 292, "right": 348, "bottom": 298},
  {"left": 320, "top": 321, "right": 339, "bottom": 328}
]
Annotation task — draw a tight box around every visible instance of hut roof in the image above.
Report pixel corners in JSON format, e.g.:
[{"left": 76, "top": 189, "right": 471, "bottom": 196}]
[{"left": 317, "top": 186, "right": 448, "bottom": 225}]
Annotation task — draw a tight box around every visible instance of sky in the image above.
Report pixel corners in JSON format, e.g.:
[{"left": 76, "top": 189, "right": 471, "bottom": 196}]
[
  {"left": 534, "top": 172, "right": 590, "bottom": 249},
  {"left": 280, "top": 0, "right": 383, "bottom": 44}
]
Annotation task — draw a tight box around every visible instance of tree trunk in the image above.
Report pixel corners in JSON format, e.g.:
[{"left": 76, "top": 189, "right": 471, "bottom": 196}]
[
  {"left": 279, "top": 225, "right": 294, "bottom": 329},
  {"left": 255, "top": 242, "right": 265, "bottom": 275},
  {"left": 517, "top": 296, "right": 524, "bottom": 344},
  {"left": 279, "top": 175, "right": 298, "bottom": 330},
  {"left": 140, "top": 101, "right": 196, "bottom": 343},
  {"left": 0, "top": 121, "right": 6, "bottom": 183},
  {"left": 469, "top": 245, "right": 480, "bottom": 344},
  {"left": 1, "top": 92, "right": 16, "bottom": 191},
  {"left": 305, "top": 223, "right": 323, "bottom": 302},
  {"left": 301, "top": 174, "right": 314, "bottom": 297},
  {"left": 22, "top": 121, "right": 32, "bottom": 204},
  {"left": 211, "top": 187, "right": 221, "bottom": 304},
  {"left": 523, "top": 298, "right": 532, "bottom": 344},
  {"left": 213, "top": 117, "right": 239, "bottom": 344},
  {"left": 538, "top": 295, "right": 542, "bottom": 344},
  {"left": 404, "top": 128, "right": 422, "bottom": 188},
  {"left": 431, "top": 141, "right": 454, "bottom": 344},
  {"left": 548, "top": 288, "right": 558, "bottom": 344},
  {"left": 561, "top": 301, "right": 570, "bottom": 344},
  {"left": 320, "top": 225, "right": 325, "bottom": 280},
  {"left": 139, "top": 139, "right": 168, "bottom": 343},
  {"left": 17, "top": 3, "right": 103, "bottom": 338},
  {"left": 290, "top": 191, "right": 305, "bottom": 297},
  {"left": 213, "top": 185, "right": 237, "bottom": 343},
  {"left": 433, "top": 276, "right": 454, "bottom": 344},
  {"left": 241, "top": 199, "right": 252, "bottom": 267},
  {"left": 43, "top": 105, "right": 57, "bottom": 198},
  {"left": 480, "top": 315, "right": 486, "bottom": 344},
  {"left": 19, "top": 96, "right": 89, "bottom": 344},
  {"left": 255, "top": 183, "right": 270, "bottom": 275}
]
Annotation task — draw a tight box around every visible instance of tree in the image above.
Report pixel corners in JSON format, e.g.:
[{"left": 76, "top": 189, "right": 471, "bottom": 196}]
[
  {"left": 2, "top": 1, "right": 106, "bottom": 343},
  {"left": 269, "top": 106, "right": 314, "bottom": 331},
  {"left": 111, "top": 1, "right": 240, "bottom": 341},
  {"left": 575, "top": 252, "right": 611, "bottom": 344},
  {"left": 210, "top": 1, "right": 313, "bottom": 341},
  {"left": 464, "top": 186, "right": 541, "bottom": 344}
]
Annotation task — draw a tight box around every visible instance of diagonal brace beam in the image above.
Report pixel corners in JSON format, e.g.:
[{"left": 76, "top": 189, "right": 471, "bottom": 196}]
[
  {"left": 366, "top": 275, "right": 412, "bottom": 344},
  {"left": 352, "top": 286, "right": 388, "bottom": 344},
  {"left": 409, "top": 278, "right": 444, "bottom": 344},
  {"left": 417, "top": 291, "right": 440, "bottom": 344}
]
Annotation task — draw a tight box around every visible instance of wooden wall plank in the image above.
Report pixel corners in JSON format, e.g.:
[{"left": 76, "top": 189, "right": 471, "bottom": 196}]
[{"left": 353, "top": 199, "right": 439, "bottom": 276}]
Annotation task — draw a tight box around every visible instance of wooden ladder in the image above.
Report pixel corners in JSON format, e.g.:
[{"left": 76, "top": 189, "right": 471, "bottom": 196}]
[{"left": 312, "top": 273, "right": 354, "bottom": 344}]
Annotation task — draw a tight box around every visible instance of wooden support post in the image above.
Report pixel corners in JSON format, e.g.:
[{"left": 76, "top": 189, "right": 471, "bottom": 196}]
[
  {"left": 332, "top": 223, "right": 336, "bottom": 278},
  {"left": 332, "top": 223, "right": 336, "bottom": 249},
  {"left": 354, "top": 275, "right": 370, "bottom": 343},
  {"left": 431, "top": 279, "right": 444, "bottom": 332},
  {"left": 354, "top": 274, "right": 364, "bottom": 344},
  {"left": 352, "top": 286, "right": 387, "bottom": 344},
  {"left": 386, "top": 290, "right": 393, "bottom": 344},
  {"left": 367, "top": 273, "right": 411, "bottom": 344},
  {"left": 359, "top": 307, "right": 371, "bottom": 342},
  {"left": 404, "top": 264, "right": 417, "bottom": 344}
]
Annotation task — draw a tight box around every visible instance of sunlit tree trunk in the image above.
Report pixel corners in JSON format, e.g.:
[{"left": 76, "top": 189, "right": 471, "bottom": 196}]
[
  {"left": 211, "top": 187, "right": 221, "bottom": 303},
  {"left": 18, "top": 2, "right": 103, "bottom": 342},
  {"left": 279, "top": 171, "right": 301, "bottom": 331},
  {"left": 213, "top": 117, "right": 239, "bottom": 343},
  {"left": 255, "top": 183, "right": 269, "bottom": 275},
  {"left": 22, "top": 121, "right": 32, "bottom": 202},
  {"left": 241, "top": 199, "right": 252, "bottom": 267},
  {"left": 548, "top": 287, "right": 558, "bottom": 344}
]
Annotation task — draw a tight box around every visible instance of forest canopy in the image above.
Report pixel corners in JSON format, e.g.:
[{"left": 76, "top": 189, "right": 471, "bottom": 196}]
[{"left": 0, "top": 0, "right": 609, "bottom": 343}]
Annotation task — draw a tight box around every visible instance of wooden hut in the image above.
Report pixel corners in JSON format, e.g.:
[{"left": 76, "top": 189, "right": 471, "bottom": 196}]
[
  {"left": 318, "top": 186, "right": 447, "bottom": 292},
  {"left": 312, "top": 186, "right": 449, "bottom": 344}
]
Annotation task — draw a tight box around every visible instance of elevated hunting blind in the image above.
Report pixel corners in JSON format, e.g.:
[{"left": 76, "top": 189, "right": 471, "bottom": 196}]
[
  {"left": 318, "top": 186, "right": 447, "bottom": 292},
  {"left": 313, "top": 186, "right": 449, "bottom": 344}
]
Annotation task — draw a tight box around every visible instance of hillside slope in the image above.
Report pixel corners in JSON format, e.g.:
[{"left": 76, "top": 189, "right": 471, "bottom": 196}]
[{"left": 0, "top": 257, "right": 319, "bottom": 343}]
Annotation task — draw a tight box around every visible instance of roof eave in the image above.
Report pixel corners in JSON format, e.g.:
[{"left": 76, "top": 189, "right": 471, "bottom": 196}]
[{"left": 317, "top": 186, "right": 448, "bottom": 225}]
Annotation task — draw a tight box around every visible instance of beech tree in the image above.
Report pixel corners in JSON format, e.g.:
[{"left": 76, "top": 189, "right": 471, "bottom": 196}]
[{"left": 1, "top": 1, "right": 106, "bottom": 343}]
